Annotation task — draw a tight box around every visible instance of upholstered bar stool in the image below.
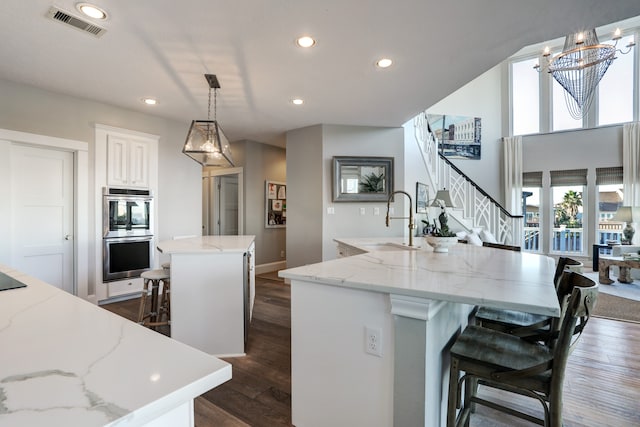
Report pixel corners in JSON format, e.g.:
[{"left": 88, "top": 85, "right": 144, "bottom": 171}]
[{"left": 137, "top": 269, "right": 171, "bottom": 329}]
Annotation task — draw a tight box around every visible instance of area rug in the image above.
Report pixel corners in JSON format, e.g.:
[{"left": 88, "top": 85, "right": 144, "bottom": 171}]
[{"left": 592, "top": 292, "right": 640, "bottom": 323}]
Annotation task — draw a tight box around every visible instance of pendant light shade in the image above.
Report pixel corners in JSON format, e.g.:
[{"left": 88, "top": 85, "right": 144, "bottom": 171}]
[{"left": 183, "top": 74, "right": 234, "bottom": 167}]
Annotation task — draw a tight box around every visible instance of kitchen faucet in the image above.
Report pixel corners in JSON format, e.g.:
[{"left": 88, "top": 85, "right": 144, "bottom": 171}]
[{"left": 385, "top": 190, "right": 417, "bottom": 247}]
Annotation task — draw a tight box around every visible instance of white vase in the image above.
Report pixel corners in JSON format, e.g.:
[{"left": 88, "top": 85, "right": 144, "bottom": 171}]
[{"left": 425, "top": 236, "right": 458, "bottom": 253}]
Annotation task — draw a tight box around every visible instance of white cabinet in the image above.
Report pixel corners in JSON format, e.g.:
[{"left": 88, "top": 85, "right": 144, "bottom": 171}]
[
  {"left": 158, "top": 236, "right": 256, "bottom": 357},
  {"left": 107, "top": 277, "right": 143, "bottom": 298},
  {"left": 107, "top": 134, "right": 149, "bottom": 188}
]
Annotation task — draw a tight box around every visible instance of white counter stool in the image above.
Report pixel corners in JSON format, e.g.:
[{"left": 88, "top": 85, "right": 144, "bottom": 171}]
[{"left": 137, "top": 269, "right": 171, "bottom": 329}]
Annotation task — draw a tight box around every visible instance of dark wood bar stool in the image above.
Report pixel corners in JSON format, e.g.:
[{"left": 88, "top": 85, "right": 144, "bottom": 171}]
[
  {"left": 474, "top": 257, "right": 580, "bottom": 341},
  {"left": 447, "top": 272, "right": 598, "bottom": 427},
  {"left": 137, "top": 269, "right": 171, "bottom": 329}
]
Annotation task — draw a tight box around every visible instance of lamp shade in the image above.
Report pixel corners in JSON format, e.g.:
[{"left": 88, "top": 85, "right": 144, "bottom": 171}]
[
  {"left": 430, "top": 190, "right": 455, "bottom": 208},
  {"left": 183, "top": 119, "right": 234, "bottom": 167},
  {"left": 612, "top": 206, "right": 640, "bottom": 223}
]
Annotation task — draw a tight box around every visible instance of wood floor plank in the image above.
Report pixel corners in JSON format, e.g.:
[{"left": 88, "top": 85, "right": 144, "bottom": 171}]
[{"left": 102, "top": 277, "right": 640, "bottom": 427}]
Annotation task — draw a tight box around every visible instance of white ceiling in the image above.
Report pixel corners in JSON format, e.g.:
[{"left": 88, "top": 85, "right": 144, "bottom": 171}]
[{"left": 2, "top": 1, "right": 640, "bottom": 147}]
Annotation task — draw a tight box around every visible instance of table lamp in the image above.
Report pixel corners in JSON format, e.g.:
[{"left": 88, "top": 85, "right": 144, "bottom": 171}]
[{"left": 612, "top": 206, "right": 640, "bottom": 244}]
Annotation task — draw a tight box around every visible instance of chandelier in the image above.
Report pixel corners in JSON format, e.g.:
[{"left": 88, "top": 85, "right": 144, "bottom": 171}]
[
  {"left": 183, "top": 74, "right": 234, "bottom": 167},
  {"left": 534, "top": 28, "right": 635, "bottom": 119}
]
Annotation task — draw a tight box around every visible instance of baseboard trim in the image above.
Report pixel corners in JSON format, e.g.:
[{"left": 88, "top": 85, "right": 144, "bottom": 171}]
[{"left": 256, "top": 261, "right": 286, "bottom": 275}]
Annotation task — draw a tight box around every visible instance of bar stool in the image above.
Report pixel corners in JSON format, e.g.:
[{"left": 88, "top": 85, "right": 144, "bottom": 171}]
[{"left": 137, "top": 269, "right": 170, "bottom": 329}]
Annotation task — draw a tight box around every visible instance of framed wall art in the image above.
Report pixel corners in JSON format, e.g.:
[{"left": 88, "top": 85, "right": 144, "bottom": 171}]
[
  {"left": 265, "top": 180, "right": 286, "bottom": 228},
  {"left": 332, "top": 156, "right": 394, "bottom": 202},
  {"left": 427, "top": 114, "right": 481, "bottom": 160},
  {"left": 416, "top": 182, "right": 429, "bottom": 213}
]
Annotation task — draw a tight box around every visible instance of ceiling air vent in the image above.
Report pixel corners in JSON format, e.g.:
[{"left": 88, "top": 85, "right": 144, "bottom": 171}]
[{"left": 46, "top": 6, "right": 106, "bottom": 38}]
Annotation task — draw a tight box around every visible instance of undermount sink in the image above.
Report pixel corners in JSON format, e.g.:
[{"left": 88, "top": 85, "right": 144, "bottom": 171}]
[{"left": 361, "top": 242, "right": 422, "bottom": 251}]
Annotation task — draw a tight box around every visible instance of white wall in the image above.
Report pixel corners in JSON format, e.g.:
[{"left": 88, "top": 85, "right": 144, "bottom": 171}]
[{"left": 425, "top": 65, "right": 504, "bottom": 204}]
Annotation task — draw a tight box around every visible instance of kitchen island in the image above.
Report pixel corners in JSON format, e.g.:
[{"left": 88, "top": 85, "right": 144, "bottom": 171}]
[
  {"left": 0, "top": 264, "right": 231, "bottom": 427},
  {"left": 157, "top": 235, "right": 255, "bottom": 357},
  {"left": 280, "top": 238, "right": 559, "bottom": 427}
]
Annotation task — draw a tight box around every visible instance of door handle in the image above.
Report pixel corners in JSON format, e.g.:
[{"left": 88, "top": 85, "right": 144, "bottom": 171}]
[{"left": 64, "top": 234, "right": 72, "bottom": 241}]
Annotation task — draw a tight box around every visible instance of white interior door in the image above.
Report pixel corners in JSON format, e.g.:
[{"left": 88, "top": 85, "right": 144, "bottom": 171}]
[
  {"left": 10, "top": 144, "right": 74, "bottom": 293},
  {"left": 202, "top": 168, "right": 243, "bottom": 236},
  {"left": 217, "top": 175, "right": 239, "bottom": 235}
]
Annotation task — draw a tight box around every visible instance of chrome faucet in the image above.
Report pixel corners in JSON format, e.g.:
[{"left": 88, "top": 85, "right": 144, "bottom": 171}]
[{"left": 385, "top": 190, "right": 417, "bottom": 247}]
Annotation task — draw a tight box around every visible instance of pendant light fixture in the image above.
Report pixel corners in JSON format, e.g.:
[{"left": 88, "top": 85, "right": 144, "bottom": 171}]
[
  {"left": 183, "top": 74, "right": 234, "bottom": 167},
  {"left": 534, "top": 28, "right": 635, "bottom": 119}
]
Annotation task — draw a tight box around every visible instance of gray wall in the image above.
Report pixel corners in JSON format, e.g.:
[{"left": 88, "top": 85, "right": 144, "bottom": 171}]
[
  {"left": 234, "top": 140, "right": 287, "bottom": 266},
  {"left": 285, "top": 125, "right": 324, "bottom": 268},
  {"left": 285, "top": 124, "right": 405, "bottom": 268}
]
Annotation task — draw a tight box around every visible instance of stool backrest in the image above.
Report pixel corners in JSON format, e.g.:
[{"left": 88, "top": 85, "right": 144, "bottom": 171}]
[
  {"left": 481, "top": 241, "right": 521, "bottom": 251},
  {"left": 553, "top": 257, "right": 581, "bottom": 288},
  {"left": 549, "top": 272, "right": 598, "bottom": 391}
]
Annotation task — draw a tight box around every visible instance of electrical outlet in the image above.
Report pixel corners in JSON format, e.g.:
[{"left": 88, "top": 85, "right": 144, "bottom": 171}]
[
  {"left": 360, "top": 207, "right": 366, "bottom": 215},
  {"left": 280, "top": 250, "right": 285, "bottom": 258},
  {"left": 374, "top": 207, "right": 380, "bottom": 216},
  {"left": 365, "top": 326, "right": 383, "bottom": 357}
]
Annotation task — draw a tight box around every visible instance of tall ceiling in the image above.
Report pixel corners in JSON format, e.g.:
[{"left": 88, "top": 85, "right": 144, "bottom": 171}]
[{"left": 2, "top": 1, "right": 640, "bottom": 147}]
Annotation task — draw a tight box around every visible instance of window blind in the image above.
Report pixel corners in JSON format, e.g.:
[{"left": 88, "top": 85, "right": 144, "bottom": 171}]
[
  {"left": 595, "top": 166, "right": 623, "bottom": 185},
  {"left": 550, "top": 169, "right": 587, "bottom": 186},
  {"left": 523, "top": 171, "right": 542, "bottom": 187}
]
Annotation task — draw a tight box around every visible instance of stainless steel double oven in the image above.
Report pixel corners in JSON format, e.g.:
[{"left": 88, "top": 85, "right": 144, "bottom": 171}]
[{"left": 102, "top": 187, "right": 154, "bottom": 282}]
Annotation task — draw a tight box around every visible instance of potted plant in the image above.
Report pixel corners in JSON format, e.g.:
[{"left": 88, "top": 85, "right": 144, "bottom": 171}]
[{"left": 425, "top": 200, "right": 458, "bottom": 253}]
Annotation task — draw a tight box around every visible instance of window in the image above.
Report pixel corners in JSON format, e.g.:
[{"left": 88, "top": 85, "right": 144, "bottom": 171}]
[
  {"left": 598, "top": 34, "right": 635, "bottom": 126},
  {"left": 522, "top": 171, "right": 543, "bottom": 253},
  {"left": 511, "top": 57, "right": 540, "bottom": 135},
  {"left": 509, "top": 27, "right": 638, "bottom": 135},
  {"left": 550, "top": 169, "right": 587, "bottom": 254},
  {"left": 596, "top": 166, "right": 624, "bottom": 244},
  {"left": 552, "top": 79, "right": 582, "bottom": 131}
]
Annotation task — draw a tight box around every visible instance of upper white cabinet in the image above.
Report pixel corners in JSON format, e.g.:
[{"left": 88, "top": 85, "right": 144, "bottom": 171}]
[{"left": 107, "top": 134, "right": 149, "bottom": 188}]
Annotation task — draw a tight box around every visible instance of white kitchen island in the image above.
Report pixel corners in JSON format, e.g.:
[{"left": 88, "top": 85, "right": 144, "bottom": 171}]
[
  {"left": 157, "top": 236, "right": 255, "bottom": 357},
  {"left": 0, "top": 264, "right": 231, "bottom": 427},
  {"left": 280, "top": 238, "right": 560, "bottom": 427}
]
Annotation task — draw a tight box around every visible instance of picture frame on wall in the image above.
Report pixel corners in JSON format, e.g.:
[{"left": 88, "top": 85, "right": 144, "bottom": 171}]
[
  {"left": 332, "top": 156, "right": 394, "bottom": 202},
  {"left": 265, "top": 180, "right": 286, "bottom": 228},
  {"left": 416, "top": 182, "right": 429, "bottom": 213}
]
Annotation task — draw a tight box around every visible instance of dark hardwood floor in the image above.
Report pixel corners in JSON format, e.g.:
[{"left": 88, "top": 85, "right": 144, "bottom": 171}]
[{"left": 102, "top": 276, "right": 640, "bottom": 427}]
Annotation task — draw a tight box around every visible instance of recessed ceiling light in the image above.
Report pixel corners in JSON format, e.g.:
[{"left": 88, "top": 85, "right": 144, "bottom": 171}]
[
  {"left": 376, "top": 58, "right": 393, "bottom": 68},
  {"left": 142, "top": 98, "right": 158, "bottom": 105},
  {"left": 76, "top": 3, "right": 108, "bottom": 20},
  {"left": 296, "top": 36, "right": 316, "bottom": 48},
  {"left": 291, "top": 98, "right": 304, "bottom": 105}
]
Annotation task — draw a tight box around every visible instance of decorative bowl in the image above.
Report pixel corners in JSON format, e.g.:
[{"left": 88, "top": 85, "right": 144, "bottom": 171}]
[{"left": 425, "top": 236, "right": 458, "bottom": 253}]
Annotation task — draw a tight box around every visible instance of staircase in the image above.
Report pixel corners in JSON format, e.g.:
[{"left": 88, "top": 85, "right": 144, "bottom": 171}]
[{"left": 413, "top": 113, "right": 523, "bottom": 246}]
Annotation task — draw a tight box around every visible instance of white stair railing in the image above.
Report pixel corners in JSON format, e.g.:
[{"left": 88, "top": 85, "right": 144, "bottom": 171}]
[{"left": 414, "top": 113, "right": 523, "bottom": 245}]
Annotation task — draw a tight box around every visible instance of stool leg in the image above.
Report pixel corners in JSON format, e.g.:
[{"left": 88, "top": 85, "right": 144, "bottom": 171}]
[
  {"left": 150, "top": 280, "right": 160, "bottom": 327},
  {"left": 137, "top": 278, "right": 150, "bottom": 324},
  {"left": 162, "top": 280, "right": 171, "bottom": 324}
]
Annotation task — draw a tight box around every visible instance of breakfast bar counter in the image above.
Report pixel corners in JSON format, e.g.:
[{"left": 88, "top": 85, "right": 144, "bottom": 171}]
[
  {"left": 280, "top": 239, "right": 559, "bottom": 427},
  {"left": 0, "top": 264, "right": 231, "bottom": 426}
]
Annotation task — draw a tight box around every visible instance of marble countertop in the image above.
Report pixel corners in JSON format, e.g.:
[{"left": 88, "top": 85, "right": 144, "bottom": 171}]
[
  {"left": 157, "top": 235, "right": 255, "bottom": 254},
  {"left": 0, "top": 265, "right": 231, "bottom": 426},
  {"left": 280, "top": 237, "right": 560, "bottom": 317}
]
